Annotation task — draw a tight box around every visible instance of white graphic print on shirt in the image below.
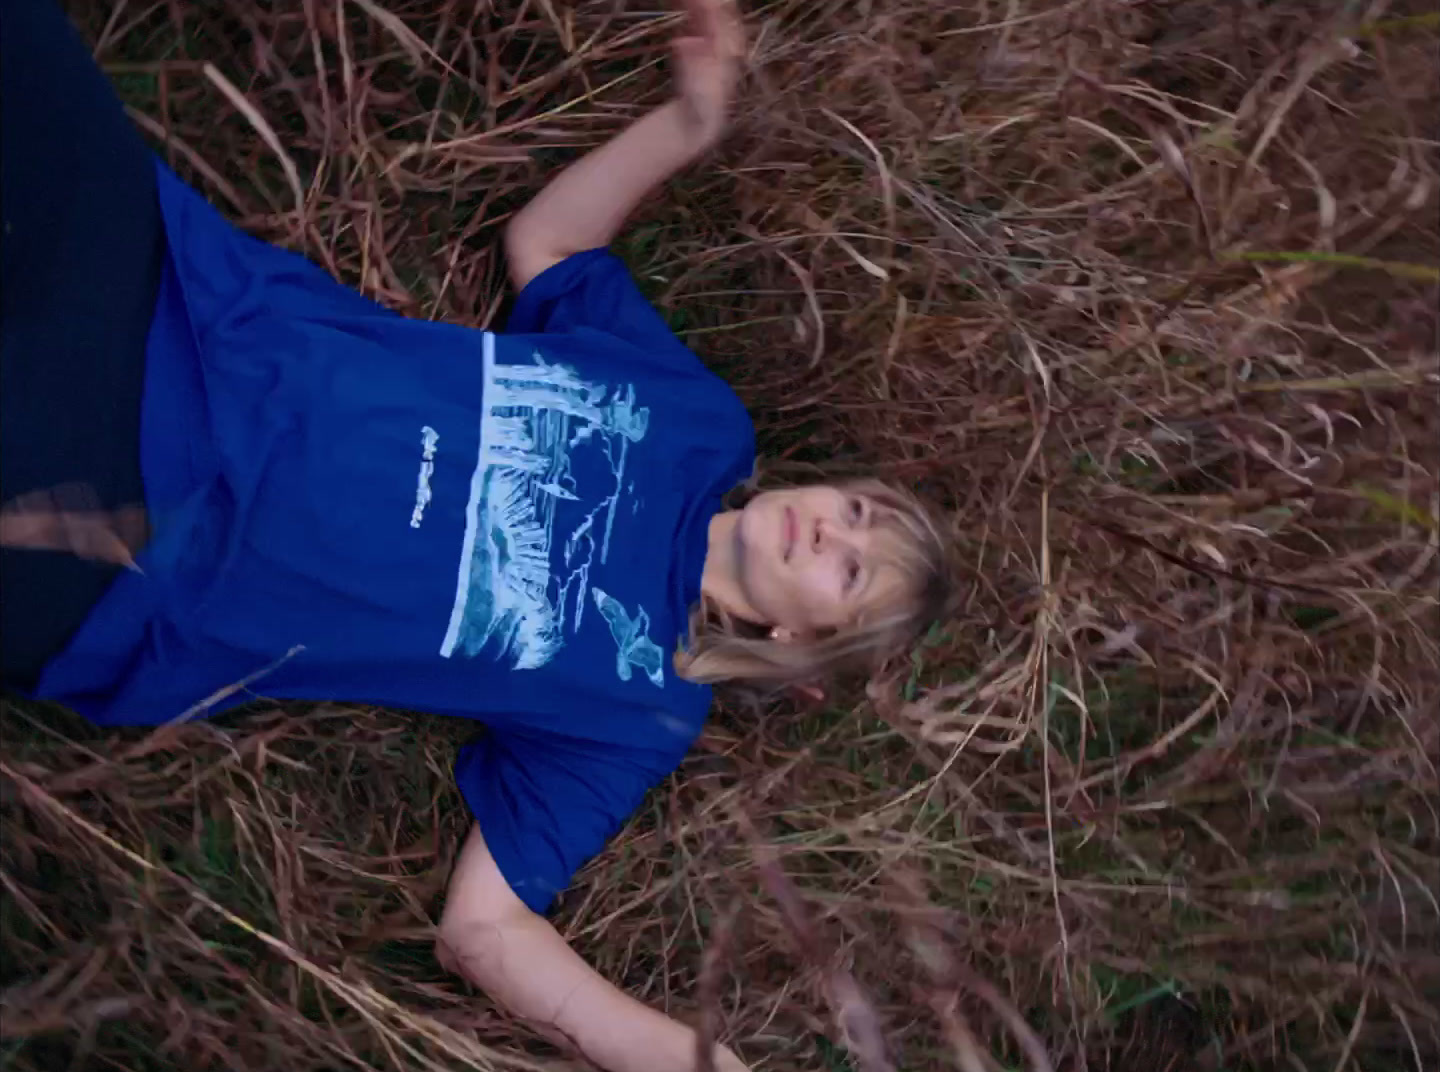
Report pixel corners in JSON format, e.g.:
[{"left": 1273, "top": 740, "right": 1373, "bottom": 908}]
[
  {"left": 591, "top": 587, "right": 665, "bottom": 689},
  {"left": 441, "top": 335, "right": 660, "bottom": 682},
  {"left": 410, "top": 426, "right": 440, "bottom": 529}
]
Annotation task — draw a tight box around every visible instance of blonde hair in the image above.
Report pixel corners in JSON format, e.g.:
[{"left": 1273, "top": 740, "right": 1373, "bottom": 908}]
[{"left": 674, "top": 479, "right": 954, "bottom": 694}]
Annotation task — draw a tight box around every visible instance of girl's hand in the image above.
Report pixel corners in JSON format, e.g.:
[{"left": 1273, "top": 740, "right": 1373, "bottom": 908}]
[
  {"left": 0, "top": 484, "right": 147, "bottom": 572},
  {"left": 504, "top": 0, "right": 744, "bottom": 287},
  {"left": 672, "top": 0, "right": 745, "bottom": 148}
]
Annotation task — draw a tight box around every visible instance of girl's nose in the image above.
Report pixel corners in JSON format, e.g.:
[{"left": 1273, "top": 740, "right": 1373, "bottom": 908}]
[{"left": 814, "top": 516, "right": 858, "bottom": 554}]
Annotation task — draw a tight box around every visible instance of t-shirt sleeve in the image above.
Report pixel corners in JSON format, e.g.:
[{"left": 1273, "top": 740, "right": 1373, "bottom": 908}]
[
  {"left": 453, "top": 726, "right": 684, "bottom": 914},
  {"left": 506, "top": 249, "right": 691, "bottom": 357}
]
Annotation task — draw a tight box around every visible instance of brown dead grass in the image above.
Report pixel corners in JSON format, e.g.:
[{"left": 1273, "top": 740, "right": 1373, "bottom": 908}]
[{"left": 3, "top": 1, "right": 1438, "bottom": 1070}]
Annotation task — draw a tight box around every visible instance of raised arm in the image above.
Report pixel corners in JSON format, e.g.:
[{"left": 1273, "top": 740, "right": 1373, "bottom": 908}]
[
  {"left": 437, "top": 823, "right": 747, "bottom": 1072},
  {"left": 505, "top": 0, "right": 744, "bottom": 290}
]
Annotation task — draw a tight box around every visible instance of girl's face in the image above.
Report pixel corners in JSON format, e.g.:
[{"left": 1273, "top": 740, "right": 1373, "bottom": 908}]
[{"left": 731, "top": 485, "right": 908, "bottom": 634}]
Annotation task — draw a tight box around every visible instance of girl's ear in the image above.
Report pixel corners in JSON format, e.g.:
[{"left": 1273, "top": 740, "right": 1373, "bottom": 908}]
[{"left": 767, "top": 628, "right": 826, "bottom": 705}]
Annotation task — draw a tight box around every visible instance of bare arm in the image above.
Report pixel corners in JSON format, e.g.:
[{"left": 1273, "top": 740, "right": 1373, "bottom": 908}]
[
  {"left": 505, "top": 0, "right": 744, "bottom": 290},
  {"left": 437, "top": 823, "right": 747, "bottom": 1072},
  {"left": 506, "top": 103, "right": 715, "bottom": 290}
]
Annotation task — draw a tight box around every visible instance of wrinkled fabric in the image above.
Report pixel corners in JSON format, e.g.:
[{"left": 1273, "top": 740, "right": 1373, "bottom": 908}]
[{"left": 35, "top": 165, "right": 755, "bottom": 911}]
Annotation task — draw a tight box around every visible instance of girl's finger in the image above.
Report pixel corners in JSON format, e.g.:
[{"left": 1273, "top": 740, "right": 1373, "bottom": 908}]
[
  {"left": 714, "top": 1, "right": 745, "bottom": 60},
  {"left": 684, "top": 0, "right": 743, "bottom": 56}
]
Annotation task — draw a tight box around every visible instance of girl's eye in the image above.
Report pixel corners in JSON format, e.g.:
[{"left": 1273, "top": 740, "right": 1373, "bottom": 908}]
[
  {"left": 846, "top": 558, "right": 862, "bottom": 592},
  {"left": 847, "top": 497, "right": 864, "bottom": 525}
]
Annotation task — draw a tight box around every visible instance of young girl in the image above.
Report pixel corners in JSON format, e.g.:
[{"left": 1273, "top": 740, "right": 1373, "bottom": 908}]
[{"left": 0, "top": 1, "right": 951, "bottom": 1068}]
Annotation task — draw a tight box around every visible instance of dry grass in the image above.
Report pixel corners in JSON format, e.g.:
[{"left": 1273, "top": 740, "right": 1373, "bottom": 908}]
[{"left": 4, "top": 1, "right": 1439, "bottom": 1070}]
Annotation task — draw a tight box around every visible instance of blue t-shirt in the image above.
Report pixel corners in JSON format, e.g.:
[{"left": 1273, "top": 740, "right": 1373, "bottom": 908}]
[{"left": 35, "top": 161, "right": 756, "bottom": 912}]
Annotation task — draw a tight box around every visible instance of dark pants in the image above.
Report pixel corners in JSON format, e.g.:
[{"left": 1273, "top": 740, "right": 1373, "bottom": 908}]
[{"left": 0, "top": 0, "right": 160, "bottom": 687}]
